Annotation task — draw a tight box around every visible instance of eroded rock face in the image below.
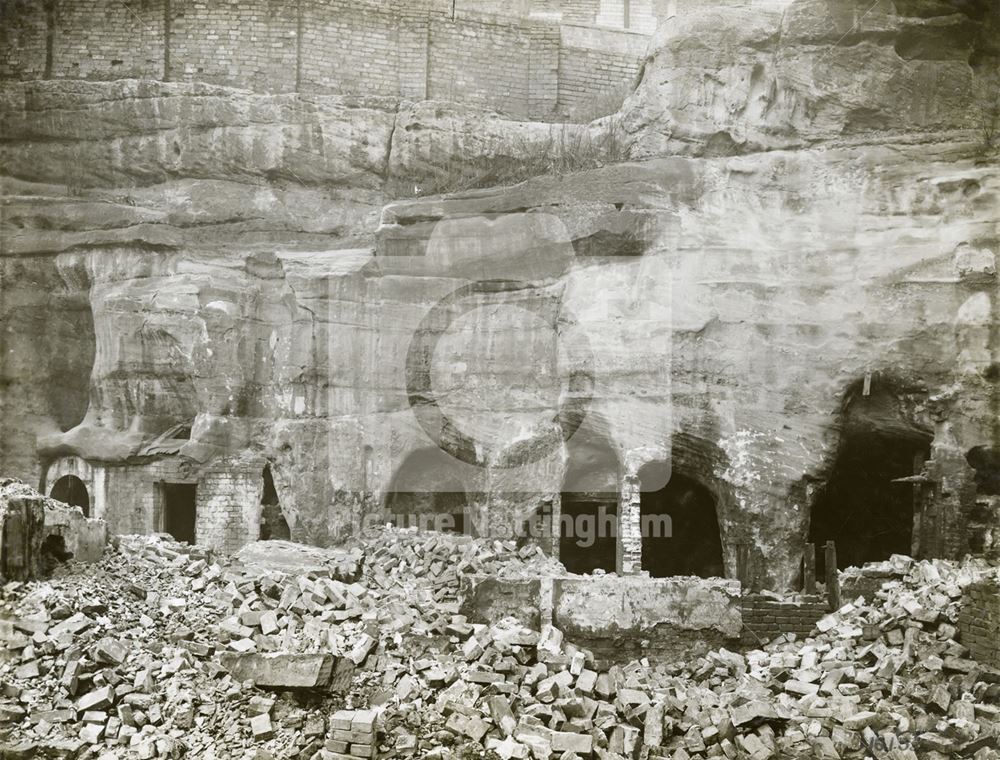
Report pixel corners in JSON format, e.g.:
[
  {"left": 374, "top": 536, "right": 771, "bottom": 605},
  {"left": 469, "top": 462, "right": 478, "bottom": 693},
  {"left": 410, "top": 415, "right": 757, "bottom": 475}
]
[
  {"left": 622, "top": 0, "right": 999, "bottom": 156},
  {"left": 1, "top": 0, "right": 999, "bottom": 588}
]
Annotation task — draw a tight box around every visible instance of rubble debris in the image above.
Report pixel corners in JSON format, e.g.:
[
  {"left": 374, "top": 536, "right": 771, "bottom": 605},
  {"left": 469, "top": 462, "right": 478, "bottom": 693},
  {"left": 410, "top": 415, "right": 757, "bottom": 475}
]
[{"left": 0, "top": 523, "right": 998, "bottom": 759}]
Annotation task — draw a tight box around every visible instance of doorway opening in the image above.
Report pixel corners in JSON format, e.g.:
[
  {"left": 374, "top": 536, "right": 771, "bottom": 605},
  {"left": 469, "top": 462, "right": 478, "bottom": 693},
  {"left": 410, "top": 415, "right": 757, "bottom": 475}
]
[
  {"left": 161, "top": 483, "right": 197, "bottom": 544},
  {"left": 639, "top": 467, "right": 723, "bottom": 578},
  {"left": 560, "top": 432, "right": 619, "bottom": 574},
  {"left": 259, "top": 465, "right": 291, "bottom": 540}
]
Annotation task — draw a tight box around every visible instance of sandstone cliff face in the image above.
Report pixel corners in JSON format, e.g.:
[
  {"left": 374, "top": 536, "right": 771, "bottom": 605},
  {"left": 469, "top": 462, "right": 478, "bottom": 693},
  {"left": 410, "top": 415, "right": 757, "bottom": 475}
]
[
  {"left": 1, "top": 0, "right": 998, "bottom": 587},
  {"left": 623, "top": 0, "right": 999, "bottom": 156}
]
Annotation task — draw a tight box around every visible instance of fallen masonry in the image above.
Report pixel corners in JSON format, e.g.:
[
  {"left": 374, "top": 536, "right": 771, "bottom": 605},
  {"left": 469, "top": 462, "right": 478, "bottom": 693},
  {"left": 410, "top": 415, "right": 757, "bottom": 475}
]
[{"left": 0, "top": 509, "right": 999, "bottom": 759}]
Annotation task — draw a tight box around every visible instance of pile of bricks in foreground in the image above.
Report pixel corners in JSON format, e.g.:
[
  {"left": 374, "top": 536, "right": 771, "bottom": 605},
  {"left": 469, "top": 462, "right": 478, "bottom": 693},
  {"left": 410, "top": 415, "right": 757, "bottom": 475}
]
[{"left": 1, "top": 524, "right": 999, "bottom": 760}]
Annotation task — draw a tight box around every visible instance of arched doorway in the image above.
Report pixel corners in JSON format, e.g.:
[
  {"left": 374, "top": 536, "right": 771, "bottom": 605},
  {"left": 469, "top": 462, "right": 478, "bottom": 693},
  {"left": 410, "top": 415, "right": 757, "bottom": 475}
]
[
  {"left": 49, "top": 475, "right": 90, "bottom": 517},
  {"left": 639, "top": 465, "right": 724, "bottom": 578},
  {"left": 809, "top": 379, "right": 932, "bottom": 578},
  {"left": 385, "top": 448, "right": 469, "bottom": 534},
  {"left": 560, "top": 432, "right": 619, "bottom": 574},
  {"left": 259, "top": 465, "right": 290, "bottom": 541}
]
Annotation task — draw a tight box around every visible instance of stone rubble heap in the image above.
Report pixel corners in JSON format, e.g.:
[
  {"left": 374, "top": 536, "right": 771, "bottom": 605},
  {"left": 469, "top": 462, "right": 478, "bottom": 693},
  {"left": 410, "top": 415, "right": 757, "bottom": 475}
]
[{"left": 0, "top": 526, "right": 999, "bottom": 760}]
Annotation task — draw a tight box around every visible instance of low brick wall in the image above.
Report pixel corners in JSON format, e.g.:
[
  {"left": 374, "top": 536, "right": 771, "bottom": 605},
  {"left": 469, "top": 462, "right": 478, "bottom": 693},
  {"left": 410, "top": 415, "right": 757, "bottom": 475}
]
[
  {"left": 740, "top": 593, "right": 828, "bottom": 646},
  {"left": 958, "top": 579, "right": 1000, "bottom": 668}
]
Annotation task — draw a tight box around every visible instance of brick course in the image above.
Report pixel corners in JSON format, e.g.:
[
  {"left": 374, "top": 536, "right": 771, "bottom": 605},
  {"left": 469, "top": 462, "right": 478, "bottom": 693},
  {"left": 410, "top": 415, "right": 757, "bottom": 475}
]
[
  {"left": 958, "top": 579, "right": 1000, "bottom": 668},
  {"left": 0, "top": 0, "right": 48, "bottom": 80},
  {"left": 52, "top": 0, "right": 165, "bottom": 81},
  {"left": 740, "top": 594, "right": 829, "bottom": 646},
  {"left": 169, "top": 0, "right": 297, "bottom": 92}
]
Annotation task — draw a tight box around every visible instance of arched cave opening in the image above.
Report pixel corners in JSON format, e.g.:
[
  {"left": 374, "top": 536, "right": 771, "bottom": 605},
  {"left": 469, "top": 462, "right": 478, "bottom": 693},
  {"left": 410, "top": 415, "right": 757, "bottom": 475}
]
[
  {"left": 810, "top": 381, "right": 931, "bottom": 579},
  {"left": 560, "top": 433, "right": 619, "bottom": 575},
  {"left": 385, "top": 448, "right": 469, "bottom": 534},
  {"left": 639, "top": 466, "right": 724, "bottom": 578},
  {"left": 259, "top": 465, "right": 291, "bottom": 541},
  {"left": 49, "top": 475, "right": 90, "bottom": 517}
]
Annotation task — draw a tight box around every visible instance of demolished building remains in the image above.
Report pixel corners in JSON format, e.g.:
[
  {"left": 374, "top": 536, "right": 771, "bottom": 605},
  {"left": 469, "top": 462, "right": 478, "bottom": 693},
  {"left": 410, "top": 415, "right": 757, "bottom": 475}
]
[{"left": 1, "top": 0, "right": 1000, "bottom": 756}]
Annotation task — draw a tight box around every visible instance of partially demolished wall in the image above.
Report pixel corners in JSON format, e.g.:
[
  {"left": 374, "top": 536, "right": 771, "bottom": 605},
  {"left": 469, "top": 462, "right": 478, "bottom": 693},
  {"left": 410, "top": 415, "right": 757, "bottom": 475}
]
[{"left": 0, "top": 479, "right": 106, "bottom": 581}]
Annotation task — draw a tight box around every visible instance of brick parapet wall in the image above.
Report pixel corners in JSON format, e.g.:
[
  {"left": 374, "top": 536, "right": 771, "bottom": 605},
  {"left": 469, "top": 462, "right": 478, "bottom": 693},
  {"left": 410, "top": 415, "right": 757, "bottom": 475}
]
[
  {"left": 958, "top": 579, "right": 1000, "bottom": 669},
  {"left": 740, "top": 593, "right": 829, "bottom": 646},
  {"left": 0, "top": 0, "right": 647, "bottom": 121}
]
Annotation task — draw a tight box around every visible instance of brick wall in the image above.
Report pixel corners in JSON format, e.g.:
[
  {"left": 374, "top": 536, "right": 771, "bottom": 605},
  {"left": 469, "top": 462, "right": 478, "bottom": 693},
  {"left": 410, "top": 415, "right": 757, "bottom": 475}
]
[
  {"left": 557, "top": 43, "right": 639, "bottom": 116},
  {"left": 740, "top": 594, "right": 829, "bottom": 646},
  {"left": 50, "top": 456, "right": 269, "bottom": 555},
  {"left": 958, "top": 579, "right": 1000, "bottom": 668},
  {"left": 557, "top": 23, "right": 646, "bottom": 116},
  {"left": 52, "top": 0, "right": 164, "bottom": 80},
  {"left": 428, "top": 16, "right": 560, "bottom": 118},
  {"left": 561, "top": 0, "right": 603, "bottom": 25},
  {"left": 102, "top": 459, "right": 201, "bottom": 536},
  {"left": 0, "top": 0, "right": 647, "bottom": 121},
  {"left": 0, "top": 0, "right": 48, "bottom": 80},
  {"left": 300, "top": 0, "right": 427, "bottom": 98},
  {"left": 169, "top": 0, "right": 297, "bottom": 92}
]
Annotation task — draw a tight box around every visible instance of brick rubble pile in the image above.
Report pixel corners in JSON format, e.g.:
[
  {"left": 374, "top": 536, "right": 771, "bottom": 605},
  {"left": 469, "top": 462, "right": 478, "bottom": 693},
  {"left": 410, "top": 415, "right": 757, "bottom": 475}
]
[{"left": 1, "top": 528, "right": 999, "bottom": 759}]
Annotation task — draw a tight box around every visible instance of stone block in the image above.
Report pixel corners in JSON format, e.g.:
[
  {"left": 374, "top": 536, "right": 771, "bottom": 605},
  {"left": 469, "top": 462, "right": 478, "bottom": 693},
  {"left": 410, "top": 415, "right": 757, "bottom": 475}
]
[{"left": 219, "top": 652, "right": 333, "bottom": 689}]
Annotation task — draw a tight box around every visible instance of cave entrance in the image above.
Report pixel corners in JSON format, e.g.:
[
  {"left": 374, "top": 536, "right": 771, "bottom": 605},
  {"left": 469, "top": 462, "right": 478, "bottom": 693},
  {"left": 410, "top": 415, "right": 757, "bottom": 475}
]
[
  {"left": 560, "top": 431, "right": 620, "bottom": 574},
  {"left": 161, "top": 483, "right": 197, "bottom": 544},
  {"left": 639, "top": 467, "right": 724, "bottom": 578},
  {"left": 810, "top": 381, "right": 931, "bottom": 579},
  {"left": 385, "top": 448, "right": 469, "bottom": 534},
  {"left": 259, "top": 465, "right": 290, "bottom": 541},
  {"left": 49, "top": 475, "right": 90, "bottom": 517}
]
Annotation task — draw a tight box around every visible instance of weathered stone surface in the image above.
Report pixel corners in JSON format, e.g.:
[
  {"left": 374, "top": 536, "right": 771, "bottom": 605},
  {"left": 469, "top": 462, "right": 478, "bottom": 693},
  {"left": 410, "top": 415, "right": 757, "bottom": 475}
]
[
  {"left": 219, "top": 652, "right": 334, "bottom": 689},
  {"left": 623, "top": 0, "right": 997, "bottom": 157},
  {"left": 0, "top": 80, "right": 396, "bottom": 190},
  {"left": 553, "top": 575, "right": 741, "bottom": 638}
]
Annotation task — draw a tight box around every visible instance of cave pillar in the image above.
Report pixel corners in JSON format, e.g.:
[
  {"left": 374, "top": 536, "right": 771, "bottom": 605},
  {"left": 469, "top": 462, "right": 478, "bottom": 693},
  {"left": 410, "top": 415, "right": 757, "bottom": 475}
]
[
  {"left": 619, "top": 473, "right": 641, "bottom": 575},
  {"left": 718, "top": 432, "right": 810, "bottom": 592}
]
